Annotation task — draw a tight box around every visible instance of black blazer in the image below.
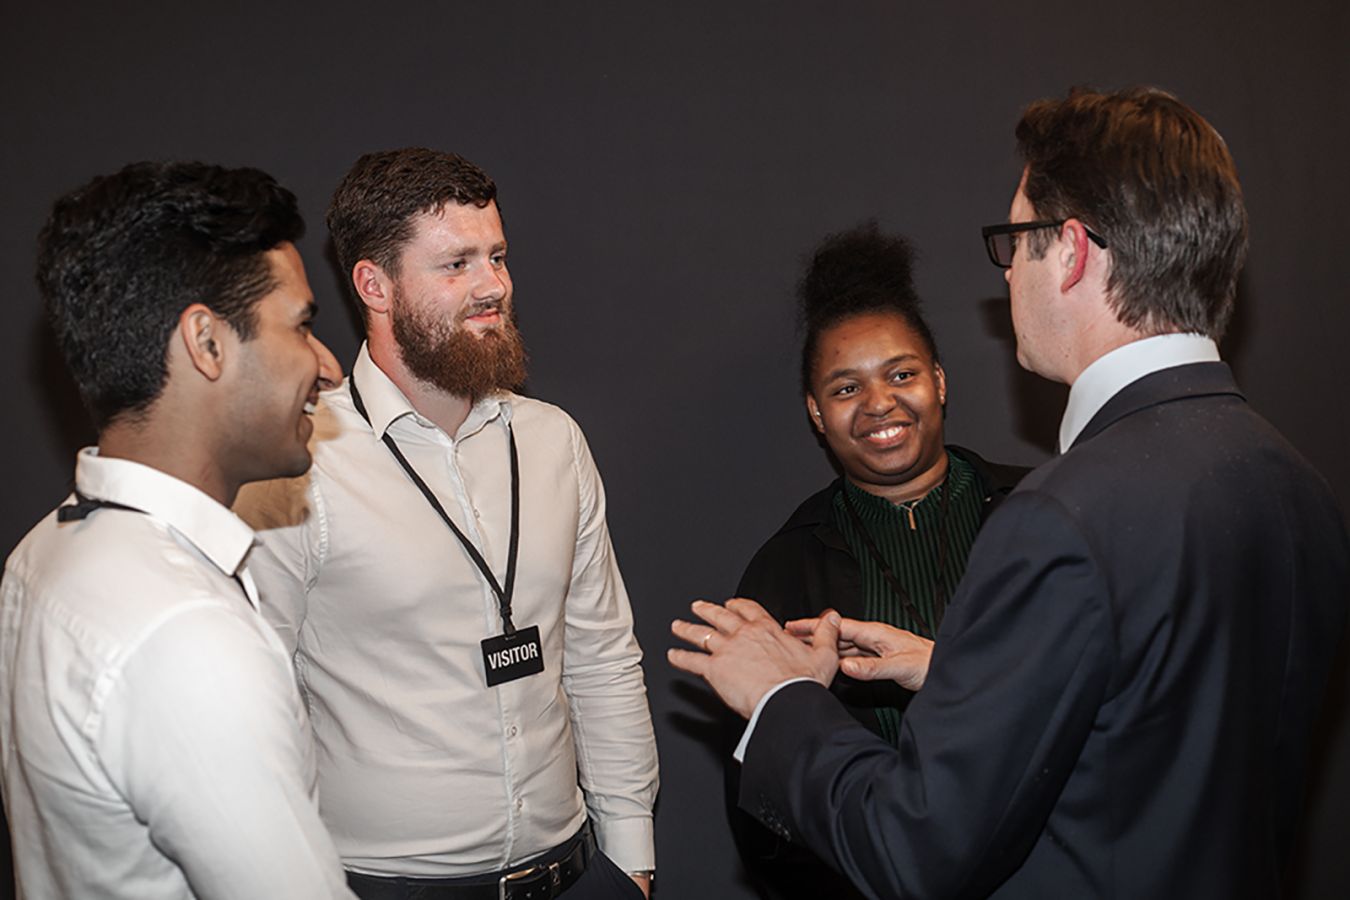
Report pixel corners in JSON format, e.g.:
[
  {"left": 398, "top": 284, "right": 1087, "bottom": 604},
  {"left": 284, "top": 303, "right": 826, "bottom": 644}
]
[
  {"left": 739, "top": 363, "right": 1350, "bottom": 899},
  {"left": 726, "top": 448, "right": 1025, "bottom": 900}
]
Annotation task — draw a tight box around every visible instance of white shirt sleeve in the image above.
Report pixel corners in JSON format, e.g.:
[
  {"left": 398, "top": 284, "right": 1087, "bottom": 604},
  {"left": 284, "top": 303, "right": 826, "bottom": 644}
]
[
  {"left": 96, "top": 604, "right": 354, "bottom": 899},
  {"left": 559, "top": 420, "right": 658, "bottom": 872},
  {"left": 733, "top": 678, "right": 816, "bottom": 762}
]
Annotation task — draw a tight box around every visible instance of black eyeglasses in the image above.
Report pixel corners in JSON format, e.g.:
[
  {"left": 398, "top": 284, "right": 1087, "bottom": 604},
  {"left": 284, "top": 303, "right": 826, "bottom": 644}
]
[{"left": 981, "top": 220, "right": 1107, "bottom": 268}]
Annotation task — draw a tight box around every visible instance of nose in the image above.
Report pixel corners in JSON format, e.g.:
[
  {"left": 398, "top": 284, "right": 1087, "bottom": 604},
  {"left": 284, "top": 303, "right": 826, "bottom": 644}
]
[
  {"left": 860, "top": 381, "right": 897, "bottom": 416},
  {"left": 309, "top": 332, "right": 343, "bottom": 390},
  {"left": 473, "top": 261, "right": 509, "bottom": 302}
]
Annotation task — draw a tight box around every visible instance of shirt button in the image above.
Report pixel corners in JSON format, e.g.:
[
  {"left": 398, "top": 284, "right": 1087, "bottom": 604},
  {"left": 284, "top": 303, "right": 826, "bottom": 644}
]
[
  {"left": 473, "top": 508, "right": 481, "bottom": 519},
  {"left": 515, "top": 798, "right": 524, "bottom": 811},
  {"left": 507, "top": 725, "right": 518, "bottom": 738}
]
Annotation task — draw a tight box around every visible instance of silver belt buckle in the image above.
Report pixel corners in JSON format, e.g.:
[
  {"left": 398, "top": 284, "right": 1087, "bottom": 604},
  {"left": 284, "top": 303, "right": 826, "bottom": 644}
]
[
  {"left": 549, "top": 860, "right": 562, "bottom": 890},
  {"left": 498, "top": 860, "right": 561, "bottom": 900}
]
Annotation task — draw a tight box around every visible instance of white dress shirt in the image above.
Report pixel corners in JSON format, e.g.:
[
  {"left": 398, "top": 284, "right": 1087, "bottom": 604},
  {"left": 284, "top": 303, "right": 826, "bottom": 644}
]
[
  {"left": 236, "top": 344, "right": 658, "bottom": 877},
  {"left": 0, "top": 450, "right": 353, "bottom": 900},
  {"left": 1058, "top": 333, "right": 1220, "bottom": 451}
]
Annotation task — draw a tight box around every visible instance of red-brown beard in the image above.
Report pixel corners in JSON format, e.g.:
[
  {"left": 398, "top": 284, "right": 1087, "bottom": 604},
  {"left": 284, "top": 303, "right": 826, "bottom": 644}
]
[{"left": 392, "top": 294, "right": 529, "bottom": 400}]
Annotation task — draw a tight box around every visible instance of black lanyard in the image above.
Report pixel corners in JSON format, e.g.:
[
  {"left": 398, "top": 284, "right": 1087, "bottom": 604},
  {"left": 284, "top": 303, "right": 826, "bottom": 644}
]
[
  {"left": 58, "top": 491, "right": 139, "bottom": 522},
  {"left": 349, "top": 374, "right": 523, "bottom": 635},
  {"left": 840, "top": 474, "right": 952, "bottom": 641}
]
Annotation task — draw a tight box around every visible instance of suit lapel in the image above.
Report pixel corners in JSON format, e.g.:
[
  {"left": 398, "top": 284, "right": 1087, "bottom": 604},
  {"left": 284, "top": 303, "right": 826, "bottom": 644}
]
[{"left": 1070, "top": 361, "right": 1245, "bottom": 451}]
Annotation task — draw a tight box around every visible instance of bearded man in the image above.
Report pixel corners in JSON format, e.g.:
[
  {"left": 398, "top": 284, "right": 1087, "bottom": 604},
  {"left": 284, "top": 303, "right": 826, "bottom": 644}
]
[{"left": 236, "top": 149, "right": 658, "bottom": 900}]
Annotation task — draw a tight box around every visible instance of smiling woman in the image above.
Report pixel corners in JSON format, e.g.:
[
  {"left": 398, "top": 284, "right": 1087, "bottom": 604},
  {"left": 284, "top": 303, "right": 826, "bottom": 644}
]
[{"left": 723, "top": 223, "right": 1028, "bottom": 900}]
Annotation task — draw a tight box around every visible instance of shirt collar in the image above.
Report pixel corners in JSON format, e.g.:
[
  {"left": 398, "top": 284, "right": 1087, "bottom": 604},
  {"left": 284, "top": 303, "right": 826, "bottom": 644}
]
[
  {"left": 1059, "top": 333, "right": 1220, "bottom": 453},
  {"left": 350, "top": 342, "right": 511, "bottom": 441},
  {"left": 73, "top": 448, "right": 256, "bottom": 578}
]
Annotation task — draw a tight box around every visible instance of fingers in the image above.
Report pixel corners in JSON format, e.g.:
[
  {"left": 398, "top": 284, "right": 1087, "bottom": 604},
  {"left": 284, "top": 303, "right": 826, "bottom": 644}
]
[
  {"left": 837, "top": 636, "right": 933, "bottom": 692},
  {"left": 784, "top": 617, "right": 826, "bottom": 649},
  {"left": 839, "top": 654, "right": 905, "bottom": 682},
  {"left": 676, "top": 597, "right": 777, "bottom": 650},
  {"left": 724, "top": 596, "right": 777, "bottom": 625},
  {"left": 670, "top": 617, "right": 718, "bottom": 653},
  {"left": 688, "top": 598, "right": 754, "bottom": 633},
  {"left": 810, "top": 609, "right": 841, "bottom": 653},
  {"left": 669, "top": 598, "right": 840, "bottom": 719},
  {"left": 667, "top": 646, "right": 712, "bottom": 678},
  {"left": 806, "top": 610, "right": 842, "bottom": 681},
  {"left": 838, "top": 618, "right": 916, "bottom": 656},
  {"left": 671, "top": 597, "right": 760, "bottom": 657}
]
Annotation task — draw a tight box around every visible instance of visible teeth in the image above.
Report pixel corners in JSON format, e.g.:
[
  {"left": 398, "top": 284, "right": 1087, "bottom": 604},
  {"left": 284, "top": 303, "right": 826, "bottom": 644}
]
[
  {"left": 303, "top": 401, "right": 317, "bottom": 415},
  {"left": 868, "top": 426, "right": 902, "bottom": 439}
]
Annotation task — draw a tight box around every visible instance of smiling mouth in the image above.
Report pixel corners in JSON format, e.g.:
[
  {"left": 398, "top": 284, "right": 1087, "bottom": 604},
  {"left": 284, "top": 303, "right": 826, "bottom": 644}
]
[
  {"left": 860, "top": 423, "right": 910, "bottom": 446},
  {"left": 462, "top": 301, "right": 503, "bottom": 321}
]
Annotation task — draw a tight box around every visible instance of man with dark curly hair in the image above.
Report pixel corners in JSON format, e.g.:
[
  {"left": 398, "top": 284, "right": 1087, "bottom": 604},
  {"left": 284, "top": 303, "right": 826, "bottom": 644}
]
[{"left": 1, "top": 162, "right": 352, "bottom": 898}]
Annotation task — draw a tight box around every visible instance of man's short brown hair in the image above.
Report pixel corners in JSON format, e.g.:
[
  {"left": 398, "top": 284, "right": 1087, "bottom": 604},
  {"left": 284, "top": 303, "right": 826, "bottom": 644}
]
[
  {"left": 1016, "top": 87, "right": 1248, "bottom": 339},
  {"left": 326, "top": 148, "right": 497, "bottom": 322}
]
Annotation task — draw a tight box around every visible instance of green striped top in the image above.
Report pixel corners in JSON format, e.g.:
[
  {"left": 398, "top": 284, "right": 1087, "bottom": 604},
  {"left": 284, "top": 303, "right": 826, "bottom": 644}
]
[{"left": 831, "top": 451, "right": 985, "bottom": 744}]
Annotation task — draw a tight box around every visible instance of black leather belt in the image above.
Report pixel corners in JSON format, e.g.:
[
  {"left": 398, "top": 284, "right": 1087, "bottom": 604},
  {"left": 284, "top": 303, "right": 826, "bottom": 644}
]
[{"left": 345, "top": 824, "right": 594, "bottom": 900}]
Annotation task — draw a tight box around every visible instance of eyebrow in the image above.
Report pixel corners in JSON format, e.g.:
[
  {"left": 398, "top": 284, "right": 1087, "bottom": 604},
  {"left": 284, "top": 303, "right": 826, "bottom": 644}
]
[
  {"left": 437, "top": 240, "right": 508, "bottom": 259},
  {"left": 821, "top": 353, "right": 923, "bottom": 384}
]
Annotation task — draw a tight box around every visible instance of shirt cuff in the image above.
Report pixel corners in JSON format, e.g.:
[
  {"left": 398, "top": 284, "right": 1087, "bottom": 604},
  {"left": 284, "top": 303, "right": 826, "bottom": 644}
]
[
  {"left": 732, "top": 677, "right": 816, "bottom": 762},
  {"left": 594, "top": 814, "right": 654, "bottom": 872}
]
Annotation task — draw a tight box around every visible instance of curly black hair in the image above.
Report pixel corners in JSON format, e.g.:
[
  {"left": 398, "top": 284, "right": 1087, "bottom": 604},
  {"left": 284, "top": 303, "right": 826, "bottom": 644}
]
[
  {"left": 36, "top": 161, "right": 304, "bottom": 430},
  {"left": 798, "top": 221, "right": 938, "bottom": 395}
]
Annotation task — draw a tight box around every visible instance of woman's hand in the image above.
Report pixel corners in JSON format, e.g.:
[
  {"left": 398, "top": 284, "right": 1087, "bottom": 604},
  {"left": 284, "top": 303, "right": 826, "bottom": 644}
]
[{"left": 786, "top": 615, "right": 934, "bottom": 691}]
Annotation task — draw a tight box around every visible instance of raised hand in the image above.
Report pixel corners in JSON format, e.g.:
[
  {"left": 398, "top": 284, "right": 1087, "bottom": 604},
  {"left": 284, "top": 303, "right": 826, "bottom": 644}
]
[{"left": 669, "top": 598, "right": 841, "bottom": 718}]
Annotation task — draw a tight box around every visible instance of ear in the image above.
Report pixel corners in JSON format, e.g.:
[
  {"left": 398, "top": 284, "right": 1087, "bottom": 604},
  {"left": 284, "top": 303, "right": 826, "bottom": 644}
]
[
  {"left": 352, "top": 260, "right": 394, "bottom": 316},
  {"left": 934, "top": 363, "right": 947, "bottom": 406},
  {"left": 1058, "top": 220, "right": 1091, "bottom": 292},
  {"left": 805, "top": 393, "right": 825, "bottom": 433},
  {"left": 178, "top": 304, "right": 228, "bottom": 381}
]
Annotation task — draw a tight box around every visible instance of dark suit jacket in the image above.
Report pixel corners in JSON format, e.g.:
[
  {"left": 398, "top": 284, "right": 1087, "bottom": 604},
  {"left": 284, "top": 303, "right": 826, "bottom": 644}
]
[{"left": 739, "top": 363, "right": 1350, "bottom": 899}]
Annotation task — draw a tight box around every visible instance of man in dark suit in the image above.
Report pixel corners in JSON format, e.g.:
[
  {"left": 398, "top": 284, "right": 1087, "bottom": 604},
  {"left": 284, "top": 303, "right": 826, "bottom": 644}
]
[{"left": 670, "top": 87, "right": 1350, "bottom": 898}]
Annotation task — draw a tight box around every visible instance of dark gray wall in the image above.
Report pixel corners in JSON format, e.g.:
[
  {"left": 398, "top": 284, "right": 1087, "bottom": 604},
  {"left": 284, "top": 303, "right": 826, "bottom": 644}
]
[{"left": 3, "top": 2, "right": 1347, "bottom": 896}]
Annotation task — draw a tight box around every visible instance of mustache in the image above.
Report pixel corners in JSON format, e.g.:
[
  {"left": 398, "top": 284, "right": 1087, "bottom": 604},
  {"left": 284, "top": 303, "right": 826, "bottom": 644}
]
[{"left": 457, "top": 299, "right": 506, "bottom": 322}]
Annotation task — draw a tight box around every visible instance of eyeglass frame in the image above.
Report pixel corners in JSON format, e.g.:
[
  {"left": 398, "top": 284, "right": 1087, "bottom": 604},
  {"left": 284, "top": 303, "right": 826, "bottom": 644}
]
[{"left": 981, "top": 219, "right": 1107, "bottom": 269}]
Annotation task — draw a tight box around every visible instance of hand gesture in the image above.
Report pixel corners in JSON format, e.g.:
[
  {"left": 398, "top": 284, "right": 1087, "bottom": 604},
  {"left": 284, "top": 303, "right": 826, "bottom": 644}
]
[
  {"left": 786, "top": 615, "right": 933, "bottom": 692},
  {"left": 669, "top": 598, "right": 841, "bottom": 718}
]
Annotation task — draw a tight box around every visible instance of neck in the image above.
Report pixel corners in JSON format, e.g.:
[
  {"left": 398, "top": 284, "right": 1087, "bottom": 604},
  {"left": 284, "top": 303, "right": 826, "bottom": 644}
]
[
  {"left": 368, "top": 335, "right": 473, "bottom": 435},
  {"left": 1060, "top": 291, "right": 1154, "bottom": 386},
  {"left": 851, "top": 451, "right": 950, "bottom": 506},
  {"left": 99, "top": 418, "right": 237, "bottom": 507}
]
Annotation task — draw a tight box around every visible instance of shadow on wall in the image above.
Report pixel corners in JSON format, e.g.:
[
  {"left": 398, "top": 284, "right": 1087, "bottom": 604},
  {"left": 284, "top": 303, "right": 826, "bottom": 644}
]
[
  {"left": 977, "top": 296, "right": 1062, "bottom": 455},
  {"left": 1220, "top": 270, "right": 1252, "bottom": 377},
  {"left": 1288, "top": 639, "right": 1350, "bottom": 896},
  {"left": 663, "top": 677, "right": 761, "bottom": 896},
  {"left": 29, "top": 317, "right": 94, "bottom": 465}
]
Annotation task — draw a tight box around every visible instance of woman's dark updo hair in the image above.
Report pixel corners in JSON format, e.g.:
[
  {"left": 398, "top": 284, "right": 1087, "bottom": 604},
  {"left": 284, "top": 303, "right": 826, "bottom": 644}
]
[{"left": 798, "top": 221, "right": 939, "bottom": 395}]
